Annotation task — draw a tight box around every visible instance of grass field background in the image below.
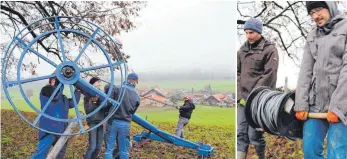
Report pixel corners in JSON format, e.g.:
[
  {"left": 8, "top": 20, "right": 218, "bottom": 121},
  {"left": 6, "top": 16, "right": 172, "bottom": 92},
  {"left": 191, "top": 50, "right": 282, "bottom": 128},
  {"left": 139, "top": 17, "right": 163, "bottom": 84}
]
[
  {"left": 1, "top": 82, "right": 235, "bottom": 158},
  {"left": 138, "top": 79, "right": 235, "bottom": 92}
]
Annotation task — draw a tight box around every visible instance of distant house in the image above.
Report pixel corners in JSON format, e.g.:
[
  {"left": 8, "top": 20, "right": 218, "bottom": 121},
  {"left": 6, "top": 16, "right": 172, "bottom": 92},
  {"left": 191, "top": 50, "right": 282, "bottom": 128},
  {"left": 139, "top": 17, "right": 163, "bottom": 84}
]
[
  {"left": 205, "top": 94, "right": 226, "bottom": 106},
  {"left": 224, "top": 96, "right": 235, "bottom": 107},
  {"left": 140, "top": 87, "right": 168, "bottom": 107},
  {"left": 191, "top": 93, "right": 206, "bottom": 104},
  {"left": 137, "top": 86, "right": 149, "bottom": 95}
]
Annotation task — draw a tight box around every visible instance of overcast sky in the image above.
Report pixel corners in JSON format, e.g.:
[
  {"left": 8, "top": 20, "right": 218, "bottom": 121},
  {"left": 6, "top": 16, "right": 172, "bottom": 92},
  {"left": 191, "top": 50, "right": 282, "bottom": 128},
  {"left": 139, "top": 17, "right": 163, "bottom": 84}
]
[
  {"left": 1, "top": 1, "right": 237, "bottom": 80},
  {"left": 119, "top": 1, "right": 236, "bottom": 74}
]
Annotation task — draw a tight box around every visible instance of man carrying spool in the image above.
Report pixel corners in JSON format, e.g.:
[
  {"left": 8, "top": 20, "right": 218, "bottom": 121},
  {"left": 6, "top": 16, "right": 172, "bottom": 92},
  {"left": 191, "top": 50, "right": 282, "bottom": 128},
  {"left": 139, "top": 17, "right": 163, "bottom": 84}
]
[
  {"left": 237, "top": 18, "right": 279, "bottom": 159},
  {"left": 103, "top": 73, "right": 140, "bottom": 159},
  {"left": 295, "top": 1, "right": 347, "bottom": 158}
]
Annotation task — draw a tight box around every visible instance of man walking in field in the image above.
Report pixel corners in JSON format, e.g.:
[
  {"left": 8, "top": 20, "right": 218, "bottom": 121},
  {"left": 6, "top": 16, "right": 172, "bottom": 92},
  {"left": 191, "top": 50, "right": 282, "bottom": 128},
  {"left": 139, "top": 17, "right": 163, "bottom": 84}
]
[
  {"left": 295, "top": 1, "right": 347, "bottom": 158},
  {"left": 175, "top": 96, "right": 195, "bottom": 138},
  {"left": 237, "top": 18, "right": 279, "bottom": 159}
]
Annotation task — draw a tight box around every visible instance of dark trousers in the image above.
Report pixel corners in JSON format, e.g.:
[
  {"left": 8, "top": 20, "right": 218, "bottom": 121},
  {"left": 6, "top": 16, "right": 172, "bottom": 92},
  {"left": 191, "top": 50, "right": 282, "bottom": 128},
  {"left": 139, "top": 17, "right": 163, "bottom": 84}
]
[
  {"left": 237, "top": 106, "right": 266, "bottom": 157},
  {"left": 31, "top": 135, "right": 67, "bottom": 159},
  {"left": 84, "top": 123, "right": 104, "bottom": 159}
]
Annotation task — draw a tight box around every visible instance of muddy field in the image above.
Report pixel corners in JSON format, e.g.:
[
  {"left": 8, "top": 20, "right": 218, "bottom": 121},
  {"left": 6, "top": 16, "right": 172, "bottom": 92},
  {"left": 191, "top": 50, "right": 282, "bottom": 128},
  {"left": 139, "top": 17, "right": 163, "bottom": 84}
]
[
  {"left": 1, "top": 110, "right": 234, "bottom": 159},
  {"left": 247, "top": 133, "right": 306, "bottom": 158}
]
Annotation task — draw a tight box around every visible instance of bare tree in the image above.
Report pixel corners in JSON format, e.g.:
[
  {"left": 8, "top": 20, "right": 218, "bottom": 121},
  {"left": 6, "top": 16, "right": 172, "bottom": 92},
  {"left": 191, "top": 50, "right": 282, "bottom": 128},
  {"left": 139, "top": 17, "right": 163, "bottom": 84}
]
[
  {"left": 237, "top": 1, "right": 347, "bottom": 65},
  {"left": 169, "top": 92, "right": 183, "bottom": 106},
  {"left": 1, "top": 1, "right": 146, "bottom": 77}
]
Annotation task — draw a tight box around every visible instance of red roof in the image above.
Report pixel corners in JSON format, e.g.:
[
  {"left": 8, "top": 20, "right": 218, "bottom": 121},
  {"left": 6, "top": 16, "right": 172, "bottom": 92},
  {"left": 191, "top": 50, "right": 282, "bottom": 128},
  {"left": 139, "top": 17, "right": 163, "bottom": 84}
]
[
  {"left": 141, "top": 94, "right": 167, "bottom": 104},
  {"left": 137, "top": 86, "right": 148, "bottom": 91},
  {"left": 192, "top": 94, "right": 205, "bottom": 98},
  {"left": 206, "top": 94, "right": 225, "bottom": 102},
  {"left": 142, "top": 87, "right": 167, "bottom": 97}
]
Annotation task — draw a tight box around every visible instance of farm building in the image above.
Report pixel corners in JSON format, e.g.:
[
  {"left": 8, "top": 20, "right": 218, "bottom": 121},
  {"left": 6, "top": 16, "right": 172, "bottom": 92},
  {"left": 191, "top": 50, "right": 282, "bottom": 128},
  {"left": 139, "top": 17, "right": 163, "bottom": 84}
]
[
  {"left": 137, "top": 85, "right": 149, "bottom": 95},
  {"left": 191, "top": 93, "right": 207, "bottom": 104},
  {"left": 140, "top": 87, "right": 168, "bottom": 107},
  {"left": 205, "top": 94, "right": 226, "bottom": 106}
]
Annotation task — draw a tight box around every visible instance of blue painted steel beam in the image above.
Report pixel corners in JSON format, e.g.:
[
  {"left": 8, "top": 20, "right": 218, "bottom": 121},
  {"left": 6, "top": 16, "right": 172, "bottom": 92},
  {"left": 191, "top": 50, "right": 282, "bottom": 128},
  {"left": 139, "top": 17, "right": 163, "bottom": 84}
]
[
  {"left": 74, "top": 28, "right": 100, "bottom": 63},
  {"left": 132, "top": 115, "right": 214, "bottom": 157},
  {"left": 5, "top": 74, "right": 55, "bottom": 87}
]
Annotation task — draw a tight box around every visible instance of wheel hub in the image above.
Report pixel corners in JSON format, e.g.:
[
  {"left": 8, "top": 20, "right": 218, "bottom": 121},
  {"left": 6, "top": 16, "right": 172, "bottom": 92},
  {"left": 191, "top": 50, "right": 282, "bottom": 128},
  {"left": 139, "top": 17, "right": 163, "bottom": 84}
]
[
  {"left": 62, "top": 66, "right": 75, "bottom": 78},
  {"left": 55, "top": 61, "right": 80, "bottom": 84}
]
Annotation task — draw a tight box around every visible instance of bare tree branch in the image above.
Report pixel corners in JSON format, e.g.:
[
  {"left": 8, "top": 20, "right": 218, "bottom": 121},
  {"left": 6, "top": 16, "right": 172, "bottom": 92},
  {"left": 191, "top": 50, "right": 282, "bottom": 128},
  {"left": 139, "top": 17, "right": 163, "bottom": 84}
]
[
  {"left": 52, "top": 1, "right": 69, "bottom": 15},
  {"left": 48, "top": 1, "right": 58, "bottom": 16},
  {"left": 254, "top": 2, "right": 267, "bottom": 18},
  {"left": 1, "top": 1, "right": 146, "bottom": 76},
  {"left": 237, "top": 1, "right": 316, "bottom": 64},
  {"left": 237, "top": 4, "right": 252, "bottom": 18},
  {"left": 35, "top": 1, "right": 50, "bottom": 17},
  {"left": 265, "top": 1, "right": 300, "bottom": 25},
  {"left": 287, "top": 36, "right": 301, "bottom": 49},
  {"left": 287, "top": 1, "right": 308, "bottom": 38},
  {"left": 265, "top": 24, "right": 298, "bottom": 63},
  {"left": 1, "top": 4, "right": 62, "bottom": 61},
  {"left": 272, "top": 1, "right": 284, "bottom": 9}
]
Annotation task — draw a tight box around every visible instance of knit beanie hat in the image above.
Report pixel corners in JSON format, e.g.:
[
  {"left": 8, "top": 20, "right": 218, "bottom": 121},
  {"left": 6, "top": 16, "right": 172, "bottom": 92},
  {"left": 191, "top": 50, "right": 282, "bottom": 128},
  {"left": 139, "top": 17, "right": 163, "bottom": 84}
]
[{"left": 244, "top": 18, "right": 263, "bottom": 34}]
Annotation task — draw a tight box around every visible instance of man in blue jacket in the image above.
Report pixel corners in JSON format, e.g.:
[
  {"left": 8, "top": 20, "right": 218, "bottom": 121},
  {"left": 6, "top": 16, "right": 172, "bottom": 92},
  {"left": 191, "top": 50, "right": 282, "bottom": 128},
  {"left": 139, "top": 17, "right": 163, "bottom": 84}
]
[
  {"left": 31, "top": 77, "right": 81, "bottom": 159},
  {"left": 104, "top": 73, "right": 140, "bottom": 159}
]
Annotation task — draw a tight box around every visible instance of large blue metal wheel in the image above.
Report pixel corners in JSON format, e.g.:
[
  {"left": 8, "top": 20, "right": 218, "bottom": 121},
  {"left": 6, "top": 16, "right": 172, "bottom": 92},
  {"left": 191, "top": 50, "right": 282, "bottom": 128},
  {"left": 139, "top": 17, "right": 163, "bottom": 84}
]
[{"left": 2, "top": 16, "right": 127, "bottom": 136}]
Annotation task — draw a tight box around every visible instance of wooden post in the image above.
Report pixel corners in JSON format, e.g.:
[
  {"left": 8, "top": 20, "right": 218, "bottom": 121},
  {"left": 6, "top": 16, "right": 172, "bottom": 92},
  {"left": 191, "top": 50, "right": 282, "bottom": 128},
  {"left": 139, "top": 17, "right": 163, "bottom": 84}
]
[
  {"left": 284, "top": 77, "right": 289, "bottom": 92},
  {"left": 46, "top": 122, "right": 78, "bottom": 159}
]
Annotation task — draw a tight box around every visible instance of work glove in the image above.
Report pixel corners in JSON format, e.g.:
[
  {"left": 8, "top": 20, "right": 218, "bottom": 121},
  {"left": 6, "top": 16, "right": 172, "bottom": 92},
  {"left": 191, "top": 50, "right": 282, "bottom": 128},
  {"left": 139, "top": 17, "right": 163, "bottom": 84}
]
[
  {"left": 327, "top": 111, "right": 340, "bottom": 123},
  {"left": 295, "top": 111, "right": 308, "bottom": 120},
  {"left": 239, "top": 98, "right": 246, "bottom": 106},
  {"left": 89, "top": 96, "right": 99, "bottom": 104}
]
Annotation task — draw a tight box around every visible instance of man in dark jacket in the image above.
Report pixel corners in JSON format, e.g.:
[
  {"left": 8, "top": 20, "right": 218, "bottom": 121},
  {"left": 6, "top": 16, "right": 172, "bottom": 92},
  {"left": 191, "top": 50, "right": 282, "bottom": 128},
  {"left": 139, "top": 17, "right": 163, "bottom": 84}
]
[
  {"left": 294, "top": 2, "right": 347, "bottom": 158},
  {"left": 175, "top": 96, "right": 195, "bottom": 138},
  {"left": 103, "top": 73, "right": 140, "bottom": 159},
  {"left": 31, "top": 77, "right": 81, "bottom": 159},
  {"left": 84, "top": 77, "right": 105, "bottom": 159},
  {"left": 237, "top": 18, "right": 279, "bottom": 159}
]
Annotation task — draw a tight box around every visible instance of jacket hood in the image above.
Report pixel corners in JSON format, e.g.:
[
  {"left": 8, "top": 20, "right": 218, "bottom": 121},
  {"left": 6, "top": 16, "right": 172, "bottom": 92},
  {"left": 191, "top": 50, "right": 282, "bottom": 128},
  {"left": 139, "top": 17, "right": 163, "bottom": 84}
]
[{"left": 325, "top": 1, "right": 340, "bottom": 19}]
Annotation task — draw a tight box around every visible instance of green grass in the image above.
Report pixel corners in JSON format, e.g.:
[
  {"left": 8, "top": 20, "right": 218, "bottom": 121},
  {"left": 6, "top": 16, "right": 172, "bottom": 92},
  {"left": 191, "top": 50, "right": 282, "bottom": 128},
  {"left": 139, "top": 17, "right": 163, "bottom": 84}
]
[
  {"left": 1, "top": 109, "right": 235, "bottom": 159},
  {"left": 2, "top": 98, "right": 234, "bottom": 126},
  {"left": 138, "top": 80, "right": 235, "bottom": 92},
  {"left": 2, "top": 92, "right": 235, "bottom": 158},
  {"left": 1, "top": 97, "right": 85, "bottom": 116},
  {"left": 136, "top": 106, "right": 234, "bottom": 126}
]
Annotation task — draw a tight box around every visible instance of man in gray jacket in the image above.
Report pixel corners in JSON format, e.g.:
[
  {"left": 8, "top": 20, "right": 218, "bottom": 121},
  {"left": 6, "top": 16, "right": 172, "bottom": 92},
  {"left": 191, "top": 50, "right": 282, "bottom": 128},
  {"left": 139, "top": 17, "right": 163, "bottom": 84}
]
[
  {"left": 237, "top": 18, "right": 279, "bottom": 159},
  {"left": 103, "top": 73, "right": 140, "bottom": 159},
  {"left": 294, "top": 1, "right": 347, "bottom": 159}
]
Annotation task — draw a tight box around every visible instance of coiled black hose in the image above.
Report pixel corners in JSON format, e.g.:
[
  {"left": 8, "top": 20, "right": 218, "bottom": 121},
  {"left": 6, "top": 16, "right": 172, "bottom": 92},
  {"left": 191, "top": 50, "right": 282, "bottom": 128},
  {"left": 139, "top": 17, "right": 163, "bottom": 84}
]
[{"left": 245, "top": 87, "right": 304, "bottom": 140}]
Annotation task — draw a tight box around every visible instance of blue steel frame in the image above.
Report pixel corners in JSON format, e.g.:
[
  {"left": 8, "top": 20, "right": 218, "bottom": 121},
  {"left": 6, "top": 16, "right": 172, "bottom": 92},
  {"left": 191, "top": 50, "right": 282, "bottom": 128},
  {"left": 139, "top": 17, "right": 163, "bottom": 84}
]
[
  {"left": 132, "top": 115, "right": 214, "bottom": 157},
  {"left": 2, "top": 16, "right": 127, "bottom": 135},
  {"left": 2, "top": 16, "right": 214, "bottom": 157}
]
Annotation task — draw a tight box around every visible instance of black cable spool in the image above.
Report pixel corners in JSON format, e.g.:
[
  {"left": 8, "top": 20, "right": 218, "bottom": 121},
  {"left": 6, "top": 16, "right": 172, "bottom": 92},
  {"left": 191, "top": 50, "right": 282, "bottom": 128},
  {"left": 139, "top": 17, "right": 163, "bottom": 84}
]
[
  {"left": 245, "top": 86, "right": 305, "bottom": 140},
  {"left": 277, "top": 92, "right": 304, "bottom": 140}
]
